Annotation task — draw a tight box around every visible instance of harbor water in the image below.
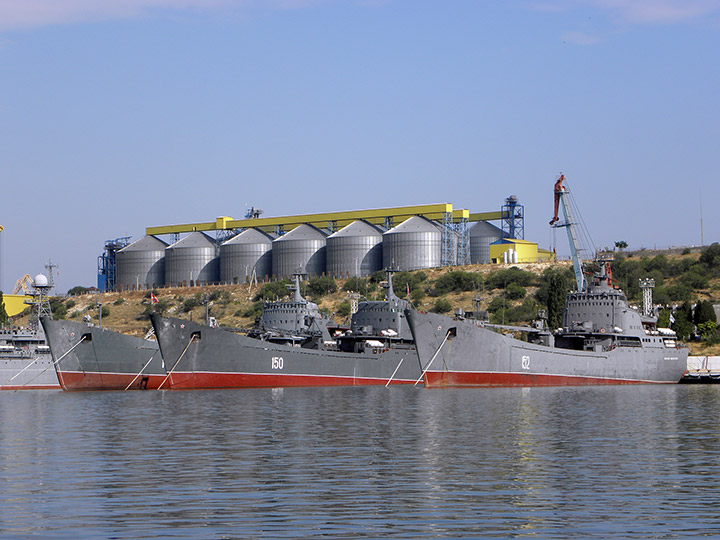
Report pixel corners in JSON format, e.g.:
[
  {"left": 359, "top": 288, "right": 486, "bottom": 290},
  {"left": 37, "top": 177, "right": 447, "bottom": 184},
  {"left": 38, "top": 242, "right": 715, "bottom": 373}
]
[{"left": 2, "top": 385, "right": 720, "bottom": 539}]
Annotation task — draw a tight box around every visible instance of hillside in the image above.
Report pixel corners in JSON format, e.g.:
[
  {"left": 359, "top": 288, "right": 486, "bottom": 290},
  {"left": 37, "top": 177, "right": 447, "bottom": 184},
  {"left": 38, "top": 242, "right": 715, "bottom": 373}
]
[{"left": 10, "top": 246, "right": 720, "bottom": 357}]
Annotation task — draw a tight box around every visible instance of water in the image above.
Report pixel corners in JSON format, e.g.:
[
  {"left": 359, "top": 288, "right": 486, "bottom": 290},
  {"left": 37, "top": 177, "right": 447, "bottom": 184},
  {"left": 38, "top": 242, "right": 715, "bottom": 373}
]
[{"left": 2, "top": 385, "right": 720, "bottom": 539}]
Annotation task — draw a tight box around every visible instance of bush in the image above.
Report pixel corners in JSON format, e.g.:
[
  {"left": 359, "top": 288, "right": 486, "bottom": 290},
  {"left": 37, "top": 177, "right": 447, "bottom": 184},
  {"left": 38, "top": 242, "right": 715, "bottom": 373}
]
[
  {"left": 112, "top": 298, "right": 124, "bottom": 306},
  {"left": 487, "top": 296, "right": 505, "bottom": 313},
  {"left": 505, "top": 282, "right": 526, "bottom": 300},
  {"left": 307, "top": 276, "right": 337, "bottom": 298},
  {"left": 392, "top": 271, "right": 427, "bottom": 295},
  {"left": 336, "top": 301, "right": 351, "bottom": 318},
  {"left": 253, "top": 280, "right": 291, "bottom": 302},
  {"left": 342, "top": 277, "right": 375, "bottom": 296},
  {"left": 434, "top": 270, "right": 482, "bottom": 295},
  {"left": 433, "top": 298, "right": 453, "bottom": 314},
  {"left": 242, "top": 301, "right": 263, "bottom": 319},
  {"left": 486, "top": 267, "right": 537, "bottom": 289},
  {"left": 50, "top": 299, "right": 67, "bottom": 319},
  {"left": 65, "top": 299, "right": 76, "bottom": 309},
  {"left": 183, "top": 298, "right": 201, "bottom": 313},
  {"left": 411, "top": 288, "right": 426, "bottom": 303}
]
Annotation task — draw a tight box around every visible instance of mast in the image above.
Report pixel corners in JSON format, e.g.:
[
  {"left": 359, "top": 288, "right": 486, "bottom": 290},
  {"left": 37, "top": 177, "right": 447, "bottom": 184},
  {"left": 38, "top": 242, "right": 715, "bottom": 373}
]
[{"left": 550, "top": 176, "right": 585, "bottom": 292}]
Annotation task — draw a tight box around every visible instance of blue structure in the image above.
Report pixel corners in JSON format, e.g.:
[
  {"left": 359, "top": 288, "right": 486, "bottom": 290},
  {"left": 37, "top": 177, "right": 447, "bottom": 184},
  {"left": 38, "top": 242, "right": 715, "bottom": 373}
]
[
  {"left": 97, "top": 237, "right": 131, "bottom": 292},
  {"left": 501, "top": 196, "right": 524, "bottom": 240}
]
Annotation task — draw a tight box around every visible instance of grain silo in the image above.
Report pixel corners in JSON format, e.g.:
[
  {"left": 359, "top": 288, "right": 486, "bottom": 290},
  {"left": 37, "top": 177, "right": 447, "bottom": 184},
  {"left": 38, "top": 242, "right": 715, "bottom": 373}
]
[
  {"left": 382, "top": 216, "right": 442, "bottom": 271},
  {"left": 470, "top": 221, "right": 505, "bottom": 264},
  {"left": 272, "top": 224, "right": 327, "bottom": 278},
  {"left": 326, "top": 220, "right": 383, "bottom": 278},
  {"left": 165, "top": 231, "right": 219, "bottom": 287},
  {"left": 220, "top": 228, "right": 273, "bottom": 284},
  {"left": 116, "top": 235, "right": 168, "bottom": 291}
]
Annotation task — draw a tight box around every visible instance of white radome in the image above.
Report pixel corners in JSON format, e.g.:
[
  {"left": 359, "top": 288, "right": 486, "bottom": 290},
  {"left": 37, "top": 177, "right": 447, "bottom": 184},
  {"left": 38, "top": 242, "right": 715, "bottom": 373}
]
[{"left": 34, "top": 274, "right": 49, "bottom": 287}]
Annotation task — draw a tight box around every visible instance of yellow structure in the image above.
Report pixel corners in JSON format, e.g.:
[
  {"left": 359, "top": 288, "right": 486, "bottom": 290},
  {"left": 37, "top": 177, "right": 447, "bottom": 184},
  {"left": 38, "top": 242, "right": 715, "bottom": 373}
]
[
  {"left": 2, "top": 294, "right": 32, "bottom": 317},
  {"left": 147, "top": 204, "right": 472, "bottom": 236},
  {"left": 490, "top": 239, "right": 555, "bottom": 264}
]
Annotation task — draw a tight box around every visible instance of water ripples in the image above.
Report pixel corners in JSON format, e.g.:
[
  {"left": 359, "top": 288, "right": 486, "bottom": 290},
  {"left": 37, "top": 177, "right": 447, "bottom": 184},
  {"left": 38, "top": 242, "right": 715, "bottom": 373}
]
[{"left": 2, "top": 385, "right": 720, "bottom": 538}]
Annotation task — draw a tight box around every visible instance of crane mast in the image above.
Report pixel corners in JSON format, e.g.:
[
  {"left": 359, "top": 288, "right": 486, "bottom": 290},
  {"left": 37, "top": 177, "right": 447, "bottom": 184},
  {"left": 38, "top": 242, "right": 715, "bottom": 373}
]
[{"left": 550, "top": 176, "right": 585, "bottom": 292}]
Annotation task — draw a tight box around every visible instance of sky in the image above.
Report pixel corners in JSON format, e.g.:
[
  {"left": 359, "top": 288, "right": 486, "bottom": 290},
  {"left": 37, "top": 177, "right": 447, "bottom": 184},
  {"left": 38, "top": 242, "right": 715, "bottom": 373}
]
[{"left": 0, "top": 0, "right": 718, "bottom": 294}]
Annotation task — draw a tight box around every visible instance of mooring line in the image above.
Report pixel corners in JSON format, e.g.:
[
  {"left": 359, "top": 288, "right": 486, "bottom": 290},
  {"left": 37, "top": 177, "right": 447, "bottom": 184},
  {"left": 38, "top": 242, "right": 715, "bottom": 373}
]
[
  {"left": 124, "top": 349, "right": 159, "bottom": 391},
  {"left": 157, "top": 334, "right": 195, "bottom": 390},
  {"left": 19, "top": 335, "right": 87, "bottom": 387},
  {"left": 414, "top": 330, "right": 451, "bottom": 387},
  {"left": 385, "top": 358, "right": 404, "bottom": 387}
]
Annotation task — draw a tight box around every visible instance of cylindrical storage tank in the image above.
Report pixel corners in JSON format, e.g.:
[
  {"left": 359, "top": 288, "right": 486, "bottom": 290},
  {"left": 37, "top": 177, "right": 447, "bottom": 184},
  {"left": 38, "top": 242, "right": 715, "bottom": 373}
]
[
  {"left": 165, "top": 231, "right": 219, "bottom": 286},
  {"left": 116, "top": 235, "right": 168, "bottom": 291},
  {"left": 326, "top": 220, "right": 383, "bottom": 278},
  {"left": 272, "top": 224, "right": 327, "bottom": 278},
  {"left": 220, "top": 228, "right": 273, "bottom": 284},
  {"left": 382, "top": 216, "right": 442, "bottom": 271},
  {"left": 470, "top": 221, "right": 505, "bottom": 264}
]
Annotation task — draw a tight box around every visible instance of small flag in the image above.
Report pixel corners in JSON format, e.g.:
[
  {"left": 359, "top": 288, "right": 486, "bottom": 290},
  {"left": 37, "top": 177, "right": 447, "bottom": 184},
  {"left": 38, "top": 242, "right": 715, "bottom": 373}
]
[
  {"left": 669, "top": 314, "right": 675, "bottom": 324},
  {"left": 151, "top": 293, "right": 159, "bottom": 304},
  {"left": 407, "top": 282, "right": 411, "bottom": 296}
]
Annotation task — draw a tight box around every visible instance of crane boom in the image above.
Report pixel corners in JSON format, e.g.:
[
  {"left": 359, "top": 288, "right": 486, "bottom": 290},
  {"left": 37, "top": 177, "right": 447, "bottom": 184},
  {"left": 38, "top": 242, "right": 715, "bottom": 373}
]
[{"left": 551, "top": 177, "right": 585, "bottom": 292}]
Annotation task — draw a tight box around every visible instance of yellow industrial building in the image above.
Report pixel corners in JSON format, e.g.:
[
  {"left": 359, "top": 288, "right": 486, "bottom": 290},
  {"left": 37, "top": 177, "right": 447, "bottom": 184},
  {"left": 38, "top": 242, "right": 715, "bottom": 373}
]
[{"left": 489, "top": 239, "right": 555, "bottom": 264}]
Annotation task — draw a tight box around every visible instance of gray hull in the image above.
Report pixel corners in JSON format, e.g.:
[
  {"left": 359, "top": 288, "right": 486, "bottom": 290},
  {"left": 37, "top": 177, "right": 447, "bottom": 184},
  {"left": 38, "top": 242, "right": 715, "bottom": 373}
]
[
  {"left": 41, "top": 318, "right": 164, "bottom": 390},
  {"left": 407, "top": 311, "right": 688, "bottom": 387},
  {"left": 0, "top": 328, "right": 59, "bottom": 390},
  {"left": 151, "top": 314, "right": 421, "bottom": 389}
]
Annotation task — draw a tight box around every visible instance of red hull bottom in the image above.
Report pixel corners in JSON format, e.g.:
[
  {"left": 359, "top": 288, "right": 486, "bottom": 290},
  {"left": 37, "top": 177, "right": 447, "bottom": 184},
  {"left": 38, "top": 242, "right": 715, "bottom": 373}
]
[
  {"left": 1, "top": 384, "right": 61, "bottom": 390},
  {"left": 167, "top": 371, "right": 415, "bottom": 389},
  {"left": 57, "top": 371, "right": 167, "bottom": 391},
  {"left": 424, "top": 370, "right": 674, "bottom": 387}
]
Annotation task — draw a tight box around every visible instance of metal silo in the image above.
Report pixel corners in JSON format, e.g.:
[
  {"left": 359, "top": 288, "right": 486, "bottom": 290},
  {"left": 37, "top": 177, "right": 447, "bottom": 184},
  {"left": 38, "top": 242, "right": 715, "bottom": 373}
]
[
  {"left": 116, "top": 235, "right": 168, "bottom": 291},
  {"left": 220, "top": 228, "right": 273, "bottom": 284},
  {"left": 382, "top": 216, "right": 442, "bottom": 271},
  {"left": 470, "top": 221, "right": 505, "bottom": 264},
  {"left": 165, "top": 231, "right": 219, "bottom": 286},
  {"left": 272, "top": 224, "right": 327, "bottom": 278},
  {"left": 326, "top": 220, "right": 383, "bottom": 278}
]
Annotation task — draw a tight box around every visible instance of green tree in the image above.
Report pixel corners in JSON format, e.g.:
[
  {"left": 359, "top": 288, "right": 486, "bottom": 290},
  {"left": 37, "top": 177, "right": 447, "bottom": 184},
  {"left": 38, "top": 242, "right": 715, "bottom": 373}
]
[
  {"left": 342, "top": 277, "right": 375, "bottom": 296},
  {"left": 434, "top": 270, "right": 482, "bottom": 295},
  {"left": 253, "top": 280, "right": 292, "bottom": 302},
  {"left": 336, "top": 301, "right": 351, "bottom": 318},
  {"left": 698, "top": 321, "right": 718, "bottom": 342},
  {"left": 615, "top": 240, "right": 628, "bottom": 251},
  {"left": 433, "top": 298, "right": 453, "bottom": 314},
  {"left": 672, "top": 302, "right": 695, "bottom": 341},
  {"left": 657, "top": 308, "right": 671, "bottom": 328},
  {"left": 546, "top": 272, "right": 567, "bottom": 329},
  {"left": 68, "top": 286, "right": 90, "bottom": 296},
  {"left": 505, "top": 282, "right": 526, "bottom": 300},
  {"left": 0, "top": 292, "right": 8, "bottom": 325},
  {"left": 693, "top": 300, "right": 717, "bottom": 326},
  {"left": 307, "top": 276, "right": 337, "bottom": 298}
]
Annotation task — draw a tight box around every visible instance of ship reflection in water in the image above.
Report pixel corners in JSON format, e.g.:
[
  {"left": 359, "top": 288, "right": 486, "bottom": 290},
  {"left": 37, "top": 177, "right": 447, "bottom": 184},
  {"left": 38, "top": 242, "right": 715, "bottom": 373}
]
[{"left": 1, "top": 385, "right": 718, "bottom": 538}]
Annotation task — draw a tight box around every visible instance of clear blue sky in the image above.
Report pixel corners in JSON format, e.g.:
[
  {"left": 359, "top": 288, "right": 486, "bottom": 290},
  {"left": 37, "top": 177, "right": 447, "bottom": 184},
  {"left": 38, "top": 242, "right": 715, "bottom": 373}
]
[{"left": 1, "top": 0, "right": 718, "bottom": 294}]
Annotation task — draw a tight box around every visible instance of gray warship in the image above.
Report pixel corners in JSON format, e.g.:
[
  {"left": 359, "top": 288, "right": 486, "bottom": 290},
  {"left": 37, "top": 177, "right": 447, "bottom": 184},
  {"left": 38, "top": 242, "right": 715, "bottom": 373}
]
[
  {"left": 41, "top": 317, "right": 164, "bottom": 390},
  {"left": 150, "top": 272, "right": 421, "bottom": 389},
  {"left": 1, "top": 272, "right": 60, "bottom": 390},
  {"left": 407, "top": 177, "right": 688, "bottom": 387}
]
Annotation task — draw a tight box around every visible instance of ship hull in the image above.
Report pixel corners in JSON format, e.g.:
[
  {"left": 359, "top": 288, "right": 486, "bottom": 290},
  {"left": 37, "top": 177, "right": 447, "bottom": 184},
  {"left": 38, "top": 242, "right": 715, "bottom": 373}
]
[
  {"left": 41, "top": 318, "right": 164, "bottom": 391},
  {"left": 0, "top": 330, "right": 60, "bottom": 390},
  {"left": 150, "top": 314, "right": 421, "bottom": 389},
  {"left": 407, "top": 311, "right": 688, "bottom": 387},
  {"left": 0, "top": 356, "right": 60, "bottom": 390}
]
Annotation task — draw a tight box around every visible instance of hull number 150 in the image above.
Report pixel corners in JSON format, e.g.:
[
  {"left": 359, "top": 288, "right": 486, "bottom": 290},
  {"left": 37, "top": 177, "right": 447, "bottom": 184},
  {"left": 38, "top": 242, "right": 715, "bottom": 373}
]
[{"left": 272, "top": 357, "right": 284, "bottom": 370}]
